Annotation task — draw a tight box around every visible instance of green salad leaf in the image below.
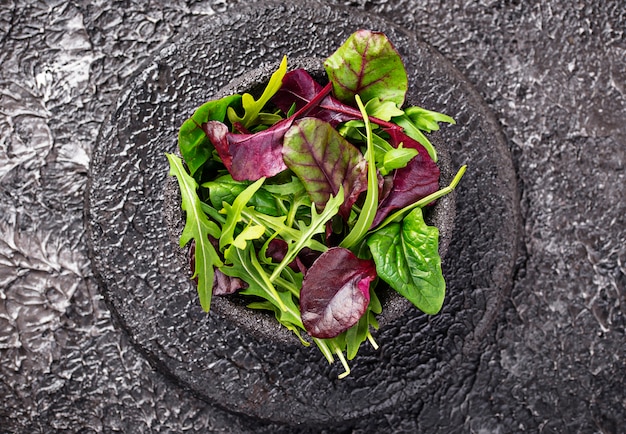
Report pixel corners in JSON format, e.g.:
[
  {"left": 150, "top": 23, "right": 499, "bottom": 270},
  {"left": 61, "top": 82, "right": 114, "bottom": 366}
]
[
  {"left": 227, "top": 55, "right": 288, "bottom": 129},
  {"left": 367, "top": 207, "right": 445, "bottom": 314},
  {"left": 166, "top": 154, "right": 223, "bottom": 311},
  {"left": 178, "top": 94, "right": 241, "bottom": 178}
]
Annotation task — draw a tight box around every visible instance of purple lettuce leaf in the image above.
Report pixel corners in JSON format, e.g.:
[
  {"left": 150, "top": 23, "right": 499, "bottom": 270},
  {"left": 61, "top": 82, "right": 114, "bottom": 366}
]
[
  {"left": 300, "top": 247, "right": 377, "bottom": 339},
  {"left": 202, "top": 81, "right": 338, "bottom": 182},
  {"left": 371, "top": 129, "right": 441, "bottom": 227},
  {"left": 203, "top": 119, "right": 292, "bottom": 181},
  {"left": 282, "top": 117, "right": 367, "bottom": 220},
  {"left": 272, "top": 69, "right": 363, "bottom": 127}
]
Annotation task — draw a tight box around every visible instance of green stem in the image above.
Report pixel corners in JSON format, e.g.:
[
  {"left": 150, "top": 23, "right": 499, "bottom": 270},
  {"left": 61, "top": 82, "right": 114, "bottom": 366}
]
[{"left": 332, "top": 341, "right": 351, "bottom": 379}]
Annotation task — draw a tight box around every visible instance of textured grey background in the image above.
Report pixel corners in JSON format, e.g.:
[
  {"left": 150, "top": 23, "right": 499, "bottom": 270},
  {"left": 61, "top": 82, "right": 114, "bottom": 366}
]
[{"left": 1, "top": 1, "right": 624, "bottom": 433}]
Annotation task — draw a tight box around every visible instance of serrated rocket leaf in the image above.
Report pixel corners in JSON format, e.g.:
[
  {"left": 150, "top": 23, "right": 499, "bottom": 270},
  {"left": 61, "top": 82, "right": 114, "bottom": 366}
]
[{"left": 166, "top": 153, "right": 223, "bottom": 312}]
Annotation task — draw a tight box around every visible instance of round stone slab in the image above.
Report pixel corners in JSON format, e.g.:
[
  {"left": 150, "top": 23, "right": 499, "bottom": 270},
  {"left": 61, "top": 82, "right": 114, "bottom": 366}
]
[{"left": 86, "top": 1, "right": 520, "bottom": 427}]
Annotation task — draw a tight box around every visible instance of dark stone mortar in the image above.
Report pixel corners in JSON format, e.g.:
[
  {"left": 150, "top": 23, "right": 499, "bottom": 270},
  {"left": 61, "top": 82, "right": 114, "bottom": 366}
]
[
  {"left": 85, "top": 0, "right": 520, "bottom": 428},
  {"left": 163, "top": 56, "right": 457, "bottom": 344}
]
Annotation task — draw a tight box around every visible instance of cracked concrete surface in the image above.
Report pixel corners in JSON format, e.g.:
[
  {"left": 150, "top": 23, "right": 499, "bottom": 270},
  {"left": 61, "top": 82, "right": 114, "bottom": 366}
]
[{"left": 1, "top": 1, "right": 624, "bottom": 432}]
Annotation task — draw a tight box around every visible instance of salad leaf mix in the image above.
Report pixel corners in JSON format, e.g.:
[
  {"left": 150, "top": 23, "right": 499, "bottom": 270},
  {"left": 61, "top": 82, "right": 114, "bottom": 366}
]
[{"left": 166, "top": 30, "right": 466, "bottom": 378}]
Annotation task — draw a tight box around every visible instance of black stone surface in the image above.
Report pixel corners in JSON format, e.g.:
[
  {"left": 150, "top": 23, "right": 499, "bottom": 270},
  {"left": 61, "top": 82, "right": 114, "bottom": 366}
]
[
  {"left": 1, "top": 0, "right": 624, "bottom": 433},
  {"left": 86, "top": 3, "right": 517, "bottom": 425}
]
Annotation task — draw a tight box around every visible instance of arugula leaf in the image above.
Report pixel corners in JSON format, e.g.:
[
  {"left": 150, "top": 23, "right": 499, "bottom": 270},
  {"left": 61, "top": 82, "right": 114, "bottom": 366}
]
[
  {"left": 166, "top": 154, "right": 223, "bottom": 312},
  {"left": 324, "top": 30, "right": 408, "bottom": 106},
  {"left": 269, "top": 187, "right": 344, "bottom": 281},
  {"left": 227, "top": 55, "right": 288, "bottom": 129},
  {"left": 240, "top": 207, "right": 327, "bottom": 253},
  {"left": 367, "top": 207, "right": 445, "bottom": 315},
  {"left": 178, "top": 94, "right": 242, "bottom": 178},
  {"left": 221, "top": 242, "right": 289, "bottom": 314},
  {"left": 283, "top": 117, "right": 367, "bottom": 220},
  {"left": 219, "top": 177, "right": 265, "bottom": 250}
]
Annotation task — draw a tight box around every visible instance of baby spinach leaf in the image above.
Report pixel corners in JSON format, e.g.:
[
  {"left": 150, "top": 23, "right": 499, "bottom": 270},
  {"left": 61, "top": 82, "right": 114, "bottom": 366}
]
[
  {"left": 283, "top": 118, "right": 367, "bottom": 220},
  {"left": 367, "top": 207, "right": 445, "bottom": 315},
  {"left": 380, "top": 146, "right": 419, "bottom": 176},
  {"left": 324, "top": 29, "right": 408, "bottom": 106},
  {"left": 203, "top": 175, "right": 281, "bottom": 217},
  {"left": 178, "top": 94, "right": 242, "bottom": 178},
  {"left": 166, "top": 154, "right": 223, "bottom": 312},
  {"left": 227, "top": 56, "right": 288, "bottom": 129},
  {"left": 300, "top": 247, "right": 377, "bottom": 338}
]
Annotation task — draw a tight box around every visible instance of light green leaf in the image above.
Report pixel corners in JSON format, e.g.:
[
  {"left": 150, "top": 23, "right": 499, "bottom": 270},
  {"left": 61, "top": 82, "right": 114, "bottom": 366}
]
[
  {"left": 227, "top": 56, "right": 288, "bottom": 129},
  {"left": 219, "top": 177, "right": 265, "bottom": 250},
  {"left": 232, "top": 224, "right": 266, "bottom": 250},
  {"left": 404, "top": 105, "right": 456, "bottom": 133},
  {"left": 365, "top": 97, "right": 404, "bottom": 121},
  {"left": 380, "top": 146, "right": 419, "bottom": 176},
  {"left": 340, "top": 95, "right": 378, "bottom": 250}
]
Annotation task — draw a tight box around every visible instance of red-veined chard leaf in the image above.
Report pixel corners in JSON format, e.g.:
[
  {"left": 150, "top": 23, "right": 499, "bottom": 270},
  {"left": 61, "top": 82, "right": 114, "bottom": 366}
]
[
  {"left": 282, "top": 117, "right": 367, "bottom": 220},
  {"left": 203, "top": 118, "right": 292, "bottom": 181},
  {"left": 300, "top": 247, "right": 377, "bottom": 339},
  {"left": 324, "top": 29, "right": 408, "bottom": 106},
  {"left": 367, "top": 207, "right": 445, "bottom": 315},
  {"left": 178, "top": 94, "right": 241, "bottom": 178},
  {"left": 371, "top": 129, "right": 440, "bottom": 227}
]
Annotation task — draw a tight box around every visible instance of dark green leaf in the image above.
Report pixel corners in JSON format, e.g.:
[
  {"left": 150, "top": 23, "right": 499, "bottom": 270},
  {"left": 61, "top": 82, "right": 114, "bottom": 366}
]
[
  {"left": 367, "top": 207, "right": 445, "bottom": 314},
  {"left": 178, "top": 94, "right": 241, "bottom": 177},
  {"left": 203, "top": 175, "right": 281, "bottom": 216}
]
